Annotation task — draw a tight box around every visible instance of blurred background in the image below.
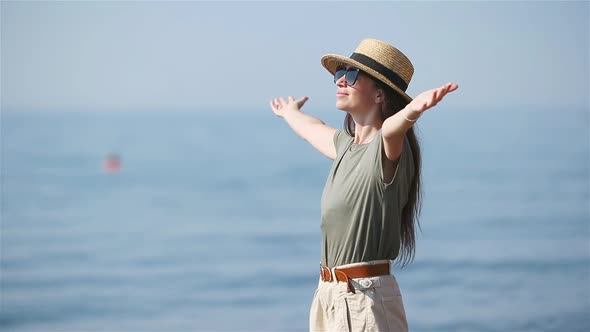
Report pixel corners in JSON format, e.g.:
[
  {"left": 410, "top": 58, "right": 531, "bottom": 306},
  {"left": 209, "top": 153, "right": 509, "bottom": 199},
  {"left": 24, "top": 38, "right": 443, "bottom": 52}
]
[{"left": 1, "top": 1, "right": 588, "bottom": 332}]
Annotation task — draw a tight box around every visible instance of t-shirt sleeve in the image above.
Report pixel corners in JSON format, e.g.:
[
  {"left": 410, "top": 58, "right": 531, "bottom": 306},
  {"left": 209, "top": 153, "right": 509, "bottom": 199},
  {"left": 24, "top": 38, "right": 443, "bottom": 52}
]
[
  {"left": 382, "top": 134, "right": 415, "bottom": 194},
  {"left": 333, "top": 129, "right": 353, "bottom": 157}
]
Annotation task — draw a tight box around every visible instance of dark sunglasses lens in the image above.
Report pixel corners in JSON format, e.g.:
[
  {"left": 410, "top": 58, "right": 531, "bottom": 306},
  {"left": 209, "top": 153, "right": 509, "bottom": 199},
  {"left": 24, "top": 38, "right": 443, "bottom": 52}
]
[
  {"left": 346, "top": 69, "right": 359, "bottom": 85},
  {"left": 334, "top": 69, "right": 346, "bottom": 83}
]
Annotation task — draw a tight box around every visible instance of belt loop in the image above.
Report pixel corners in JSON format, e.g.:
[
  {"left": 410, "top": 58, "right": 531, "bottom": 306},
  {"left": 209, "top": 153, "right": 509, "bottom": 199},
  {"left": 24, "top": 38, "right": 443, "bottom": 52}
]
[{"left": 334, "top": 269, "right": 356, "bottom": 294}]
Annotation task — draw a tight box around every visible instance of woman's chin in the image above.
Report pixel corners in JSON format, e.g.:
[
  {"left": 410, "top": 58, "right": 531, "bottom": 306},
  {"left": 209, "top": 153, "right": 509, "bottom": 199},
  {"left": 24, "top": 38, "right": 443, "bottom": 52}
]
[{"left": 335, "top": 101, "right": 348, "bottom": 111}]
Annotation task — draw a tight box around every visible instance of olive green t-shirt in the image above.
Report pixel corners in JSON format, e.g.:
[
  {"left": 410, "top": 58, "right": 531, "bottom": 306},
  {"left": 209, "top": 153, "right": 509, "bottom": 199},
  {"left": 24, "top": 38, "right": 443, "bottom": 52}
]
[{"left": 320, "top": 128, "right": 414, "bottom": 268}]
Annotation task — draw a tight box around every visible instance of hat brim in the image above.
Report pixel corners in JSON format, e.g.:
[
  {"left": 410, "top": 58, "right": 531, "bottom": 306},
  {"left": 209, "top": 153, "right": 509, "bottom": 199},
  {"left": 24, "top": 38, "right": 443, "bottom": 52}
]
[{"left": 321, "top": 54, "right": 413, "bottom": 103}]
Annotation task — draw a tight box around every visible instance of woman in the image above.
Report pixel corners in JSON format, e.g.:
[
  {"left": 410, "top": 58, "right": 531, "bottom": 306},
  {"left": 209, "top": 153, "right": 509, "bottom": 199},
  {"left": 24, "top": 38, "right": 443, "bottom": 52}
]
[{"left": 270, "top": 39, "right": 459, "bottom": 332}]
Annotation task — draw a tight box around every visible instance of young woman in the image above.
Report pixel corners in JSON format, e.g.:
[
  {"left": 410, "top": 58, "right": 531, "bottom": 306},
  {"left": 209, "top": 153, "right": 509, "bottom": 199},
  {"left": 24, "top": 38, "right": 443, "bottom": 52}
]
[{"left": 270, "top": 38, "right": 459, "bottom": 332}]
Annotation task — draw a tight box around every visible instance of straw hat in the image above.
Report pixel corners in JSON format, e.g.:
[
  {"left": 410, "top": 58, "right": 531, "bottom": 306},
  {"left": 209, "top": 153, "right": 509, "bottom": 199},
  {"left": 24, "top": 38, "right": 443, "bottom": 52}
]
[{"left": 321, "top": 38, "right": 414, "bottom": 102}]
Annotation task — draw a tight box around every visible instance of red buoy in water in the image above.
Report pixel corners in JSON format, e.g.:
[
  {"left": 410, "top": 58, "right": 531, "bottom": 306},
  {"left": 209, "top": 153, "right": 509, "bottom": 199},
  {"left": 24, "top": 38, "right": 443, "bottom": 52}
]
[{"left": 103, "top": 153, "right": 121, "bottom": 174}]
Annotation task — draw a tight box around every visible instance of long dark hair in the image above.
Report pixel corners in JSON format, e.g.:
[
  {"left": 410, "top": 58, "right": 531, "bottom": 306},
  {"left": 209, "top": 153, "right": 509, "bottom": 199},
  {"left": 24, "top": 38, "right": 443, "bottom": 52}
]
[{"left": 343, "top": 77, "right": 422, "bottom": 268}]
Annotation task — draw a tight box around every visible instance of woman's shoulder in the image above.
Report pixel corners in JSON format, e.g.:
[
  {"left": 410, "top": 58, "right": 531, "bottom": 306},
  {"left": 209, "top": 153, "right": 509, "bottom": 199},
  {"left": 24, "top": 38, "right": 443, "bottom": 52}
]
[{"left": 334, "top": 128, "right": 353, "bottom": 144}]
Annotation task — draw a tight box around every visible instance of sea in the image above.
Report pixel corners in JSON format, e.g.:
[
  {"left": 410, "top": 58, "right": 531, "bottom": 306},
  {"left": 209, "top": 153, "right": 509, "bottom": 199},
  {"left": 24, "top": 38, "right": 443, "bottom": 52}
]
[{"left": 1, "top": 107, "right": 589, "bottom": 332}]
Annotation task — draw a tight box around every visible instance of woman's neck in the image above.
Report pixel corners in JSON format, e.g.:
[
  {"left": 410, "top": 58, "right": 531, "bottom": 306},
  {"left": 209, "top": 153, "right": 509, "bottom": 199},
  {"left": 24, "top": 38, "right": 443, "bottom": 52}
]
[{"left": 350, "top": 109, "right": 383, "bottom": 144}]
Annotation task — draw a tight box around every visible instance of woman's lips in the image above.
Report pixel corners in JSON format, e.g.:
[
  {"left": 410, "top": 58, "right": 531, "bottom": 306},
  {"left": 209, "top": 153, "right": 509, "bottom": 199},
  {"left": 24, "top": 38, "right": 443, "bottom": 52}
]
[{"left": 337, "top": 91, "right": 348, "bottom": 96}]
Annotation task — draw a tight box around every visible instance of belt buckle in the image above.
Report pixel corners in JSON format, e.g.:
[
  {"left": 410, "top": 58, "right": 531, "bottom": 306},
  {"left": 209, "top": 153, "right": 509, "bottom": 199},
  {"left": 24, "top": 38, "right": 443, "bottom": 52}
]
[{"left": 359, "top": 278, "right": 374, "bottom": 288}]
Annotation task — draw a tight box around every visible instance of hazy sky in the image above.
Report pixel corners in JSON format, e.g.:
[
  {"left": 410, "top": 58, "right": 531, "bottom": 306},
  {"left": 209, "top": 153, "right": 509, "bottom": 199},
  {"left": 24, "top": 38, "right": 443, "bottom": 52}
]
[{"left": 2, "top": 1, "right": 588, "bottom": 111}]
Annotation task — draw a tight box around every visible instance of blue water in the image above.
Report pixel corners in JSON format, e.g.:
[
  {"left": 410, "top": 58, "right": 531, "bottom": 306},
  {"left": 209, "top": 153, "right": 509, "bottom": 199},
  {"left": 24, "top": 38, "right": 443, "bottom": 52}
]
[{"left": 1, "top": 108, "right": 589, "bottom": 332}]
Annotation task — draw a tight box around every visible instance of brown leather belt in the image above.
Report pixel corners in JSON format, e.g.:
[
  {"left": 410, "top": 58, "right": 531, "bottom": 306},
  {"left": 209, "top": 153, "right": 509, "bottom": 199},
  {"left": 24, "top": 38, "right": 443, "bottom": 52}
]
[{"left": 320, "top": 262, "right": 390, "bottom": 293}]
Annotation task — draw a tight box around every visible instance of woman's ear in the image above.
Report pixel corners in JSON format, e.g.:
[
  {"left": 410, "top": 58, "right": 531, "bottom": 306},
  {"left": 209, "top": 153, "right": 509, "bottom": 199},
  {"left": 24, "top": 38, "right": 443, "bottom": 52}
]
[{"left": 375, "top": 88, "right": 384, "bottom": 104}]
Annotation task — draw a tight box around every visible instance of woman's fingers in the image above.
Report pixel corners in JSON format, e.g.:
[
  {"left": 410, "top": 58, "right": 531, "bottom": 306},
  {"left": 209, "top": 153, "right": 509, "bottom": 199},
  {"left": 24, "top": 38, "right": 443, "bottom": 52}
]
[
  {"left": 270, "top": 99, "right": 281, "bottom": 116},
  {"left": 432, "top": 89, "right": 439, "bottom": 103},
  {"left": 296, "top": 96, "right": 309, "bottom": 108},
  {"left": 270, "top": 96, "right": 308, "bottom": 113},
  {"left": 434, "top": 83, "right": 455, "bottom": 102},
  {"left": 444, "top": 82, "right": 459, "bottom": 93},
  {"left": 404, "top": 82, "right": 459, "bottom": 113},
  {"left": 436, "top": 87, "right": 446, "bottom": 102}
]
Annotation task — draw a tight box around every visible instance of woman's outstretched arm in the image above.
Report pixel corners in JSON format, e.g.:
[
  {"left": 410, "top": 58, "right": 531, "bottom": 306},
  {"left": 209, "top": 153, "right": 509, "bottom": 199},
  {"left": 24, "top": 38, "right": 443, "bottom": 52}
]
[
  {"left": 382, "top": 82, "right": 459, "bottom": 161},
  {"left": 270, "top": 96, "right": 337, "bottom": 160}
]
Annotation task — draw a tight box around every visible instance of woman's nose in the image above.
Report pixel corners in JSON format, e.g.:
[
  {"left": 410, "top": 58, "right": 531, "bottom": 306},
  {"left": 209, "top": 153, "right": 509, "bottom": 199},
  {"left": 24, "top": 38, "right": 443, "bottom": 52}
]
[{"left": 336, "top": 75, "right": 347, "bottom": 87}]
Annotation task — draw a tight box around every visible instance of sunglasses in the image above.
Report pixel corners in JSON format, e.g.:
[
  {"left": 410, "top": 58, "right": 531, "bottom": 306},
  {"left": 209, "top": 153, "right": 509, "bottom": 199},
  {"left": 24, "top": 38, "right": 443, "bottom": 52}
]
[{"left": 334, "top": 66, "right": 360, "bottom": 86}]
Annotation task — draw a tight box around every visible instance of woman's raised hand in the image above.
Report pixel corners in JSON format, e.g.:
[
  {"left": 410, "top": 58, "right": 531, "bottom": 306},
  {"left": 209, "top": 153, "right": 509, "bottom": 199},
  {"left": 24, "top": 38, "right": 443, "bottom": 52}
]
[
  {"left": 270, "top": 96, "right": 309, "bottom": 118},
  {"left": 405, "top": 82, "right": 459, "bottom": 114}
]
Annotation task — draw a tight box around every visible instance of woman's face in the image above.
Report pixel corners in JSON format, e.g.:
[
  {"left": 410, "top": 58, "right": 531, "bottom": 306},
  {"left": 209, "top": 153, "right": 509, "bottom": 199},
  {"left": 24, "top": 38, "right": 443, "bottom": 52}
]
[{"left": 334, "top": 66, "right": 380, "bottom": 113}]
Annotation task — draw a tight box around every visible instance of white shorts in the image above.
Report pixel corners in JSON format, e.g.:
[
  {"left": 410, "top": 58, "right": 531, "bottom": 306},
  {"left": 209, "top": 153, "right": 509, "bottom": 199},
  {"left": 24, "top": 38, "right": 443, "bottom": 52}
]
[{"left": 309, "top": 261, "right": 408, "bottom": 332}]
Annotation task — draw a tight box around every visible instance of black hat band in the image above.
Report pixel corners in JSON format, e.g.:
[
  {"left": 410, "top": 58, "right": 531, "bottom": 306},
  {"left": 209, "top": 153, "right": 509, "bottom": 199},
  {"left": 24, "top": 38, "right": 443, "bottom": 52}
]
[{"left": 350, "top": 53, "right": 408, "bottom": 91}]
